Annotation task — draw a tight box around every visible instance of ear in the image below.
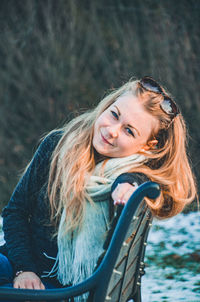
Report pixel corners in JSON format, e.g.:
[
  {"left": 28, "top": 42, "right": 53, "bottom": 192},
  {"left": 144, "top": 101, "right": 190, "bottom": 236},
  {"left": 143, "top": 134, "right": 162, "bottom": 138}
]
[{"left": 143, "top": 139, "right": 158, "bottom": 151}]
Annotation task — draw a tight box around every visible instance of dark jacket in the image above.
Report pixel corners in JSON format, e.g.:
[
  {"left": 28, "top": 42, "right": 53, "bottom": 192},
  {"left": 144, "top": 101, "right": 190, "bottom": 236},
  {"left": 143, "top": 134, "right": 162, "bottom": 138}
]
[{"left": 0, "top": 131, "right": 148, "bottom": 277}]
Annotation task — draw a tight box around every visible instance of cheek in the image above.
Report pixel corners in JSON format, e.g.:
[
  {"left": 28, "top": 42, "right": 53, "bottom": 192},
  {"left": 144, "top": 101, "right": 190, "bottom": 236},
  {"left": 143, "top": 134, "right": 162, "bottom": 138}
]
[
  {"left": 119, "top": 136, "right": 143, "bottom": 153},
  {"left": 94, "top": 116, "right": 102, "bottom": 132},
  {"left": 93, "top": 115, "right": 106, "bottom": 138},
  {"left": 118, "top": 136, "right": 134, "bottom": 150},
  {"left": 96, "top": 112, "right": 110, "bottom": 128}
]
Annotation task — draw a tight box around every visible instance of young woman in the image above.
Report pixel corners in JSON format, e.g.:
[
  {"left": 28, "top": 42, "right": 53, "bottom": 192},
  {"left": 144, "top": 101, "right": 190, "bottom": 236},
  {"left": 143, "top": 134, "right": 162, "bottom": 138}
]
[{"left": 0, "top": 77, "right": 197, "bottom": 293}]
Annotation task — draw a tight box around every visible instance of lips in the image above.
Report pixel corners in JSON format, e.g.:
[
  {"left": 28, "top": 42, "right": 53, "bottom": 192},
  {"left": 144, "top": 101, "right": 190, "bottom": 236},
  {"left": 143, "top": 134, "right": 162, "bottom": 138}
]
[{"left": 101, "top": 133, "right": 113, "bottom": 145}]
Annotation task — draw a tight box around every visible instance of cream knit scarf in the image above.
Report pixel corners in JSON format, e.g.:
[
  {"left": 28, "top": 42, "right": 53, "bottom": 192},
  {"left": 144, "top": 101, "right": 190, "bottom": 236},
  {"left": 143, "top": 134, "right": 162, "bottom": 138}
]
[{"left": 43, "top": 153, "right": 147, "bottom": 297}]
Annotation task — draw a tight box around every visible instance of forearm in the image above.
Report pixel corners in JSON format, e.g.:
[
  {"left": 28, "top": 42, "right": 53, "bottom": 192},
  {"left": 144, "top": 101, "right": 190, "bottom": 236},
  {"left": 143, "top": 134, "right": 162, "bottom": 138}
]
[
  {"left": 3, "top": 208, "right": 38, "bottom": 273},
  {"left": 2, "top": 132, "right": 61, "bottom": 274},
  {"left": 111, "top": 172, "right": 149, "bottom": 193}
]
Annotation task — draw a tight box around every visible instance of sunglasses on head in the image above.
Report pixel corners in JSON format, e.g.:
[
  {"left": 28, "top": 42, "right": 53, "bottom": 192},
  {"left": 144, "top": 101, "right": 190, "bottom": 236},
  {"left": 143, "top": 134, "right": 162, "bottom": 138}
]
[{"left": 139, "top": 76, "right": 179, "bottom": 119}]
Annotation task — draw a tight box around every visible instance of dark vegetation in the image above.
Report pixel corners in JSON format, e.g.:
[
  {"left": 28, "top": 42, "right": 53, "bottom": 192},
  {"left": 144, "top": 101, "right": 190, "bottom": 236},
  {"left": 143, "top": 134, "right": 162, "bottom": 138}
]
[{"left": 0, "top": 0, "right": 199, "bottom": 210}]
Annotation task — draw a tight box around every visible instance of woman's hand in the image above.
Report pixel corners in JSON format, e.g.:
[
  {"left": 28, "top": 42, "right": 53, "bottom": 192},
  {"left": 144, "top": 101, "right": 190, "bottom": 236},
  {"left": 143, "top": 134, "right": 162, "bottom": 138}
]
[
  {"left": 111, "top": 182, "right": 138, "bottom": 205},
  {"left": 13, "top": 271, "right": 45, "bottom": 290}
]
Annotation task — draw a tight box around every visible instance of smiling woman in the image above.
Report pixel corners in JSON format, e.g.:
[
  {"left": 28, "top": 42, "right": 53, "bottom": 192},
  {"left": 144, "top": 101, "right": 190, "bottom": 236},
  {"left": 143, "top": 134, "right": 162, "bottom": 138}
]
[
  {"left": 0, "top": 76, "right": 197, "bottom": 298},
  {"left": 93, "top": 94, "right": 159, "bottom": 157}
]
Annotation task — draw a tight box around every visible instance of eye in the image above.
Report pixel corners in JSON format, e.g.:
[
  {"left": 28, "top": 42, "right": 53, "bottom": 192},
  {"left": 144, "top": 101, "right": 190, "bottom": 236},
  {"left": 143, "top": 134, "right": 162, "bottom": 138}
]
[
  {"left": 111, "top": 110, "right": 119, "bottom": 120},
  {"left": 125, "top": 127, "right": 135, "bottom": 137}
]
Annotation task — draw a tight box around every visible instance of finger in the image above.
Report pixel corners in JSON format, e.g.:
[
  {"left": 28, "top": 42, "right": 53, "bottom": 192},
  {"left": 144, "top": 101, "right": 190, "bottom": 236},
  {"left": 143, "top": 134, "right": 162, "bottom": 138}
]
[
  {"left": 13, "top": 279, "right": 27, "bottom": 289},
  {"left": 111, "top": 184, "right": 121, "bottom": 202},
  {"left": 112, "top": 183, "right": 135, "bottom": 204},
  {"left": 13, "top": 280, "right": 20, "bottom": 289},
  {"left": 14, "top": 280, "right": 30, "bottom": 289},
  {"left": 114, "top": 183, "right": 138, "bottom": 205},
  {"left": 33, "top": 280, "right": 45, "bottom": 290},
  {"left": 40, "top": 282, "right": 45, "bottom": 290},
  {"left": 32, "top": 280, "right": 42, "bottom": 290},
  {"left": 121, "top": 186, "right": 137, "bottom": 204},
  {"left": 112, "top": 183, "right": 128, "bottom": 201},
  {"left": 25, "top": 280, "right": 35, "bottom": 289}
]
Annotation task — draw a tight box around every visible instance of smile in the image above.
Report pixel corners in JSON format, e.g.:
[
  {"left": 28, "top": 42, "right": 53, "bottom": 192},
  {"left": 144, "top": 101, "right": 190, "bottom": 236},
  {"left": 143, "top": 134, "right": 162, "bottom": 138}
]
[{"left": 101, "top": 133, "right": 113, "bottom": 145}]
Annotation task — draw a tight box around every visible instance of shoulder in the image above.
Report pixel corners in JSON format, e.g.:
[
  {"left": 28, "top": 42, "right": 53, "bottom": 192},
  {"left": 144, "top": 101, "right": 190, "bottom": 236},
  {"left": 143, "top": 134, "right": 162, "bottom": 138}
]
[
  {"left": 25, "top": 130, "right": 63, "bottom": 170},
  {"left": 39, "top": 130, "right": 63, "bottom": 150},
  {"left": 36, "top": 130, "right": 63, "bottom": 157}
]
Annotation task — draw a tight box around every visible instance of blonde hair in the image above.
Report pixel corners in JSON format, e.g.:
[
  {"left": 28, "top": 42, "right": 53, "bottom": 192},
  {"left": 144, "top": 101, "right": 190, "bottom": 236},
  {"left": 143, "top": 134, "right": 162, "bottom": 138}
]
[{"left": 48, "top": 78, "right": 197, "bottom": 231}]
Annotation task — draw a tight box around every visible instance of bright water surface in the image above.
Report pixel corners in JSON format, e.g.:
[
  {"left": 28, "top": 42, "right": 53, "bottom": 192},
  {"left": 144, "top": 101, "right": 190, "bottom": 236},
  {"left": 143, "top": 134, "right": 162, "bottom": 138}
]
[{"left": 0, "top": 212, "right": 200, "bottom": 301}]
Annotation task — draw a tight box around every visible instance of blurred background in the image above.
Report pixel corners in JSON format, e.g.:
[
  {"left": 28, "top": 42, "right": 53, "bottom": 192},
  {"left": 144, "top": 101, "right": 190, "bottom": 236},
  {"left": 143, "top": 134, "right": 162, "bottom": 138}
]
[
  {"left": 0, "top": 1, "right": 199, "bottom": 300},
  {"left": 0, "top": 0, "right": 199, "bottom": 209}
]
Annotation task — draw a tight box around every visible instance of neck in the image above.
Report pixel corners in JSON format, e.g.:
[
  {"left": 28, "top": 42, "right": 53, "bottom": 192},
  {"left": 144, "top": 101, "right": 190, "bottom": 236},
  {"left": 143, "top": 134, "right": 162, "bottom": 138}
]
[{"left": 94, "top": 149, "right": 108, "bottom": 164}]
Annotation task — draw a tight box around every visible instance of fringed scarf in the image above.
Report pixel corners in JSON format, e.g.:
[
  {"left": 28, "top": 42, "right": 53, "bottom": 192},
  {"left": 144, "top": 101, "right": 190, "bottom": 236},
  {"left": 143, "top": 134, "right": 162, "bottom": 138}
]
[{"left": 42, "top": 153, "right": 147, "bottom": 300}]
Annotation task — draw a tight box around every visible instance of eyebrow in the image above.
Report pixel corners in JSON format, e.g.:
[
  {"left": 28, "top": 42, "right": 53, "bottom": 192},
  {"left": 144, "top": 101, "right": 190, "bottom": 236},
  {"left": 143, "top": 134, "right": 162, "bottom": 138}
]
[{"left": 114, "top": 105, "right": 140, "bottom": 136}]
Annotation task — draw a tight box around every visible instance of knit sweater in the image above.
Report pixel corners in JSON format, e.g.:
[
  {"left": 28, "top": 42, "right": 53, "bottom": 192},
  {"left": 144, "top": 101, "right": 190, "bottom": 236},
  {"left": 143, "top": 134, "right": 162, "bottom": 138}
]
[{"left": 0, "top": 131, "right": 148, "bottom": 282}]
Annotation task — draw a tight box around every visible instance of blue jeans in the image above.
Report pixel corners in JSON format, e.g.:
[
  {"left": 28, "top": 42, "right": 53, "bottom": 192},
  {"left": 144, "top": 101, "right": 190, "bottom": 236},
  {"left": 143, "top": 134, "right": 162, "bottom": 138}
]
[{"left": 0, "top": 253, "right": 59, "bottom": 301}]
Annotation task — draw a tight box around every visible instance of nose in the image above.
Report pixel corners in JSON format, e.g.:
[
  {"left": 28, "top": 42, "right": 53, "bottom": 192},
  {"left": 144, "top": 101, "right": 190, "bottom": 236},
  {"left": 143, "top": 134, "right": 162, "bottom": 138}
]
[{"left": 107, "top": 124, "right": 120, "bottom": 138}]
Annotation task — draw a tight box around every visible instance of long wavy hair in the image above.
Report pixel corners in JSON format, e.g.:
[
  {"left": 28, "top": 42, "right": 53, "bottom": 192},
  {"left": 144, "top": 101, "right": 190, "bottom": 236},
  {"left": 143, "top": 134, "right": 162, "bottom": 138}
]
[{"left": 47, "top": 78, "right": 197, "bottom": 231}]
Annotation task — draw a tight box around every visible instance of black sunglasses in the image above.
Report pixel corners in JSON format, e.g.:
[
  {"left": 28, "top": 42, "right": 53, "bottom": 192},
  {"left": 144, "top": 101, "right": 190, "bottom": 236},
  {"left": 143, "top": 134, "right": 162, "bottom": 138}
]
[{"left": 139, "top": 76, "right": 179, "bottom": 119}]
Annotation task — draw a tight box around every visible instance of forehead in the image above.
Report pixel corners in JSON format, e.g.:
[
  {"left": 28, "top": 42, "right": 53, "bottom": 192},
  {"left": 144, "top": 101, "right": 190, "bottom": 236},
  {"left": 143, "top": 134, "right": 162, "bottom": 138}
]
[{"left": 112, "top": 94, "right": 159, "bottom": 138}]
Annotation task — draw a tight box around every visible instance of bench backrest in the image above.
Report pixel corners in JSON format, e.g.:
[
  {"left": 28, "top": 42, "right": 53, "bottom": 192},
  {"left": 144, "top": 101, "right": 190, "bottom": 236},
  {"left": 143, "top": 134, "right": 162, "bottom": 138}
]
[
  {"left": 102, "top": 202, "right": 152, "bottom": 302},
  {"left": 0, "top": 181, "right": 160, "bottom": 302}
]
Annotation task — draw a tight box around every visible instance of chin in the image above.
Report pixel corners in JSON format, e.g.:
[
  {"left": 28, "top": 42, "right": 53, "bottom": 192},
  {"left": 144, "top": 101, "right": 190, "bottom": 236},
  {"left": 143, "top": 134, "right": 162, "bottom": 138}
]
[{"left": 93, "top": 145, "right": 110, "bottom": 158}]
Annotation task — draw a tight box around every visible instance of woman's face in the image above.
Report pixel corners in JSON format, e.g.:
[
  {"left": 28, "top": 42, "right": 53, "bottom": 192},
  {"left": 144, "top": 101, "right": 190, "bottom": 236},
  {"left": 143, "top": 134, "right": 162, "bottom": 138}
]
[{"left": 93, "top": 94, "right": 159, "bottom": 158}]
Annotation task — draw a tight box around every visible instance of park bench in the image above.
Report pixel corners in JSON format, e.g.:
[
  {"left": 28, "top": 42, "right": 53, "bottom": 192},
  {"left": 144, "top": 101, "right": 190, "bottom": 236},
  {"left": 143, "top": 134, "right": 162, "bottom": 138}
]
[{"left": 0, "top": 181, "right": 160, "bottom": 302}]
